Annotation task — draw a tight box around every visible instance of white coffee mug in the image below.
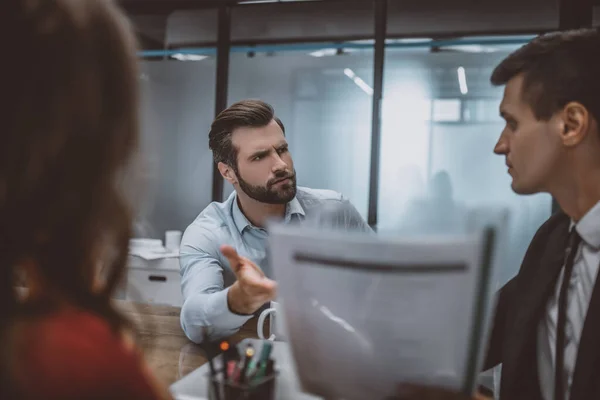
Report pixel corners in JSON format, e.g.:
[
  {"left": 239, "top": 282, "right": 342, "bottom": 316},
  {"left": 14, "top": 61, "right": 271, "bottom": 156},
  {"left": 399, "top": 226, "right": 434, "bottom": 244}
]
[
  {"left": 165, "top": 230, "right": 182, "bottom": 252},
  {"left": 257, "top": 301, "right": 280, "bottom": 341}
]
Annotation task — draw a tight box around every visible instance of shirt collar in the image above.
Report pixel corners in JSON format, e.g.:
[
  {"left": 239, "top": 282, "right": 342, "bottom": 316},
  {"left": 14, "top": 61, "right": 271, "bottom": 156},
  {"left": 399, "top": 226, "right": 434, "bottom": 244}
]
[
  {"left": 573, "top": 200, "right": 600, "bottom": 250},
  {"left": 231, "top": 192, "right": 306, "bottom": 234},
  {"left": 231, "top": 193, "right": 252, "bottom": 234},
  {"left": 285, "top": 196, "right": 306, "bottom": 223}
]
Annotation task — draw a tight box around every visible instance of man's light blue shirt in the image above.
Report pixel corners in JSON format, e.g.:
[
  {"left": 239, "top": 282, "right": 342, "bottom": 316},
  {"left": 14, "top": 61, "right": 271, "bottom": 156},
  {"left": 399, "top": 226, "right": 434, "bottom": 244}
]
[{"left": 179, "top": 186, "right": 370, "bottom": 343}]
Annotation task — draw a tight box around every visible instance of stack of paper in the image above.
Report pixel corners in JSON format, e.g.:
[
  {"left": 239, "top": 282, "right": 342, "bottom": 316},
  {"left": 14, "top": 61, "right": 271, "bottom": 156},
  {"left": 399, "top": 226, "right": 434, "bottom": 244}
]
[
  {"left": 267, "top": 224, "right": 498, "bottom": 400},
  {"left": 129, "top": 238, "right": 179, "bottom": 260}
]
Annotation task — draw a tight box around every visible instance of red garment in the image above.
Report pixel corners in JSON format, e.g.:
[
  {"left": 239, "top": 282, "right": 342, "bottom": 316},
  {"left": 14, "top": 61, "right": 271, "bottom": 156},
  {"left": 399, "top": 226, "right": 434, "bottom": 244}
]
[{"left": 12, "top": 308, "right": 163, "bottom": 400}]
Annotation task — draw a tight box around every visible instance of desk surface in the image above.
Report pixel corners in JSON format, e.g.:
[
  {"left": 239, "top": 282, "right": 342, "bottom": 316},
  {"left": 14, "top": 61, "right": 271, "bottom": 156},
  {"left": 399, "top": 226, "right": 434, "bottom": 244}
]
[
  {"left": 114, "top": 300, "right": 259, "bottom": 387},
  {"left": 115, "top": 301, "right": 493, "bottom": 400}
]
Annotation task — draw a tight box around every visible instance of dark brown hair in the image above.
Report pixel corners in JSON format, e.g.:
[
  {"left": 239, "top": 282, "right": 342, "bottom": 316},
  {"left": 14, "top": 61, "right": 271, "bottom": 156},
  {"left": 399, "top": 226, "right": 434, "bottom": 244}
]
[
  {"left": 491, "top": 28, "right": 600, "bottom": 123},
  {"left": 0, "top": 0, "right": 139, "bottom": 374},
  {"left": 208, "top": 99, "right": 285, "bottom": 168}
]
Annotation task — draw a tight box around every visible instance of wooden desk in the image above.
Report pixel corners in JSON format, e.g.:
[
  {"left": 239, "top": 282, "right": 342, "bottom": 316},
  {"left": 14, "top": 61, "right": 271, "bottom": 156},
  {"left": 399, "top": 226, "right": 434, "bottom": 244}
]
[
  {"left": 114, "top": 300, "right": 259, "bottom": 387},
  {"left": 115, "top": 301, "right": 493, "bottom": 400}
]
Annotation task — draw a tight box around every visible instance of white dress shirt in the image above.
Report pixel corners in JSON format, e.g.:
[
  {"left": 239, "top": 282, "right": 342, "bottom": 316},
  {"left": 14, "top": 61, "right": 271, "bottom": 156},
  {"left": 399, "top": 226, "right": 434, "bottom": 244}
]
[{"left": 537, "top": 201, "right": 600, "bottom": 400}]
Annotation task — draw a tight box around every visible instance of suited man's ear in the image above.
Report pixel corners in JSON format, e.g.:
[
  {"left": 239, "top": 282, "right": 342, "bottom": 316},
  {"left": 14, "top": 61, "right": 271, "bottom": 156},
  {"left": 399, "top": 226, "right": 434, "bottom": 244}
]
[
  {"left": 560, "top": 102, "right": 589, "bottom": 147},
  {"left": 218, "top": 162, "right": 238, "bottom": 186}
]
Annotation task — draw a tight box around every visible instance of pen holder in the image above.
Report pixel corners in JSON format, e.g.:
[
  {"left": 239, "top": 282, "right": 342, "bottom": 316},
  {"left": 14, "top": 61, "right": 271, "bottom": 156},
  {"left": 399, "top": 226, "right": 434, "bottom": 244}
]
[{"left": 207, "top": 370, "right": 278, "bottom": 400}]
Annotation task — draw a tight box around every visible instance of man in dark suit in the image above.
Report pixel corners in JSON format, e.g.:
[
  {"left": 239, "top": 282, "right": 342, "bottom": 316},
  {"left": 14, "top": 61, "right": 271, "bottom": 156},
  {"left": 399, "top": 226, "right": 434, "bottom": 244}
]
[
  {"left": 397, "top": 28, "right": 600, "bottom": 400},
  {"left": 483, "top": 27, "right": 600, "bottom": 400}
]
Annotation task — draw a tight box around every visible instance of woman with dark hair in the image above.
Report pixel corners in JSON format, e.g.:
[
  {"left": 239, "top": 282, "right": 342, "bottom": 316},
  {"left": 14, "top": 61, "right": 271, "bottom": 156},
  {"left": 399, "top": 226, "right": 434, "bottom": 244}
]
[{"left": 0, "top": 0, "right": 170, "bottom": 398}]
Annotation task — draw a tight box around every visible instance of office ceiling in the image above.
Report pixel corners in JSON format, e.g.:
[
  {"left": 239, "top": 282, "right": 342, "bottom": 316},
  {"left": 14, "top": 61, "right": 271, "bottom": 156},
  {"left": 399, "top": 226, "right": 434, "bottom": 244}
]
[
  {"left": 128, "top": 0, "right": 562, "bottom": 49},
  {"left": 125, "top": 0, "right": 599, "bottom": 50}
]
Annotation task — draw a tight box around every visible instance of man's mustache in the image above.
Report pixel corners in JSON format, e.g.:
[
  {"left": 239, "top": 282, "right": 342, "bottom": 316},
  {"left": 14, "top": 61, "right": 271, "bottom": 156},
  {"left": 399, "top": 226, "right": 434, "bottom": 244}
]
[{"left": 267, "top": 172, "right": 295, "bottom": 187}]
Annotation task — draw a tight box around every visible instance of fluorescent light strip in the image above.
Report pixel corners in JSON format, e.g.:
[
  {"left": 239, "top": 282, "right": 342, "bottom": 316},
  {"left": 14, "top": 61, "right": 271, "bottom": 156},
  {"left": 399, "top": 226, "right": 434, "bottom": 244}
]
[
  {"left": 171, "top": 53, "right": 209, "bottom": 61},
  {"left": 353, "top": 76, "right": 374, "bottom": 96},
  {"left": 309, "top": 48, "right": 338, "bottom": 57},
  {"left": 445, "top": 44, "right": 497, "bottom": 53},
  {"left": 343, "top": 68, "right": 373, "bottom": 96},
  {"left": 457, "top": 66, "right": 468, "bottom": 95}
]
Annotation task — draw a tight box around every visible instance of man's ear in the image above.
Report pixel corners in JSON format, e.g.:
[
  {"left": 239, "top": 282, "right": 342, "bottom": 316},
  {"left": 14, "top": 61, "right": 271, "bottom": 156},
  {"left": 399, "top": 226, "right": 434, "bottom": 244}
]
[
  {"left": 561, "top": 102, "right": 589, "bottom": 147},
  {"left": 218, "top": 162, "right": 238, "bottom": 185}
]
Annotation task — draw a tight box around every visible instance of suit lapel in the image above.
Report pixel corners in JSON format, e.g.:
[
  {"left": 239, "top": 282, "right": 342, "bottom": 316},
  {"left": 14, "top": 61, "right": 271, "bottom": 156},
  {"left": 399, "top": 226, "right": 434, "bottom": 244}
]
[
  {"left": 570, "top": 268, "right": 600, "bottom": 398},
  {"left": 504, "top": 218, "right": 569, "bottom": 390}
]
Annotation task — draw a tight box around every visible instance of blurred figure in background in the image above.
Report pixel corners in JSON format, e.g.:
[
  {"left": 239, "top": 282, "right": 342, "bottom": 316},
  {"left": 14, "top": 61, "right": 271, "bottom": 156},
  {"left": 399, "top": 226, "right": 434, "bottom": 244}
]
[
  {"left": 378, "top": 164, "right": 425, "bottom": 232},
  {"left": 399, "top": 170, "right": 467, "bottom": 235},
  {"left": 0, "top": 0, "right": 170, "bottom": 399},
  {"left": 429, "top": 171, "right": 454, "bottom": 209}
]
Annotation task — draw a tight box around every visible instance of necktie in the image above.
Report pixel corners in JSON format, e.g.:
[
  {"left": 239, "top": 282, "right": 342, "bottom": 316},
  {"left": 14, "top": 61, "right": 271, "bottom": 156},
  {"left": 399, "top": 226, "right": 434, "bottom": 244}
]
[{"left": 554, "top": 228, "right": 582, "bottom": 400}]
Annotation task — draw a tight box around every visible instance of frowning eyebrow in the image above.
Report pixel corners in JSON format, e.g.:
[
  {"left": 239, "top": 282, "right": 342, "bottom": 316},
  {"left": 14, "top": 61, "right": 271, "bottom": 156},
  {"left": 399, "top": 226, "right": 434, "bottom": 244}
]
[
  {"left": 248, "top": 149, "right": 270, "bottom": 161},
  {"left": 247, "top": 141, "right": 288, "bottom": 161}
]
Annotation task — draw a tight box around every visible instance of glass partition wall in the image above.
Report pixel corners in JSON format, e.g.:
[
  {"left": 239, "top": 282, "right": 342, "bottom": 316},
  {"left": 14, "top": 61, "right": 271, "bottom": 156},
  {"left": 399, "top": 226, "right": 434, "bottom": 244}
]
[
  {"left": 132, "top": 0, "right": 559, "bottom": 285},
  {"left": 378, "top": 37, "right": 552, "bottom": 286}
]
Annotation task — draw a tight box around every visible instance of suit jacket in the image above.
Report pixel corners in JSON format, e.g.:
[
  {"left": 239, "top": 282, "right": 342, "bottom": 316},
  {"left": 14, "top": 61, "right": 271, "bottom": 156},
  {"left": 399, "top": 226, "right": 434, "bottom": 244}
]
[{"left": 484, "top": 212, "right": 600, "bottom": 399}]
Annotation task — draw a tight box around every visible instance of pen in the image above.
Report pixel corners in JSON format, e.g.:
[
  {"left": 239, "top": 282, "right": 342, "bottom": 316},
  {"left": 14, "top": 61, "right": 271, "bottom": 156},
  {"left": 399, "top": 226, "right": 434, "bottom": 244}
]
[
  {"left": 247, "top": 341, "right": 270, "bottom": 377},
  {"left": 226, "top": 360, "right": 237, "bottom": 384},
  {"left": 240, "top": 344, "right": 255, "bottom": 384},
  {"left": 251, "top": 358, "right": 276, "bottom": 387},
  {"left": 258, "top": 341, "right": 273, "bottom": 364},
  {"left": 220, "top": 341, "right": 230, "bottom": 381},
  {"left": 250, "top": 361, "right": 266, "bottom": 383}
]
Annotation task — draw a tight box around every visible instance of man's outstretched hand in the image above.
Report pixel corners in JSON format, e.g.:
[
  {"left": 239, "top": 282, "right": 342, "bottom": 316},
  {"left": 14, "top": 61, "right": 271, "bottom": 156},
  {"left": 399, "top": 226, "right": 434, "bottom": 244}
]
[{"left": 222, "top": 245, "right": 277, "bottom": 315}]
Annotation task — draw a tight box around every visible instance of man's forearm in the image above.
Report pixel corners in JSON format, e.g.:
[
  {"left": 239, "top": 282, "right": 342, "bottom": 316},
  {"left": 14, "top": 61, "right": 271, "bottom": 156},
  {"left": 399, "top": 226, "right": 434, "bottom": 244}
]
[{"left": 180, "top": 287, "right": 252, "bottom": 343}]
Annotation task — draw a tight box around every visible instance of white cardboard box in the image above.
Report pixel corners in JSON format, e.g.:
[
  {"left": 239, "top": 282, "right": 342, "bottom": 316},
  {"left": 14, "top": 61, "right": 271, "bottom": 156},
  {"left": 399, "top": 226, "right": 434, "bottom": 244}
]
[{"left": 125, "top": 255, "right": 183, "bottom": 307}]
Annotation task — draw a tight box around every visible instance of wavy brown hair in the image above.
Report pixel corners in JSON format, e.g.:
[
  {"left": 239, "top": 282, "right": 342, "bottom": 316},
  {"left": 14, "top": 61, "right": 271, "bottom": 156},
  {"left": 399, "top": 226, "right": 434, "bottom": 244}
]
[{"left": 0, "top": 0, "right": 140, "bottom": 390}]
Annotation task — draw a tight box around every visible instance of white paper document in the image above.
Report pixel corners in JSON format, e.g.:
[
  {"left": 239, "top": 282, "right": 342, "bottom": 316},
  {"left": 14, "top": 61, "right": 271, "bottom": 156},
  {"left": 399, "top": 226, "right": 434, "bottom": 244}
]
[
  {"left": 128, "top": 246, "right": 179, "bottom": 260},
  {"left": 267, "top": 225, "right": 498, "bottom": 400},
  {"left": 128, "top": 238, "right": 179, "bottom": 260}
]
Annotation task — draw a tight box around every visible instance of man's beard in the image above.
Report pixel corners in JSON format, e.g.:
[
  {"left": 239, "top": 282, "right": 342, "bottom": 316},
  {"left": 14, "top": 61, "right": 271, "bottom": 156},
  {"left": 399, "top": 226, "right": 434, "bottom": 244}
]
[{"left": 236, "top": 169, "right": 297, "bottom": 204}]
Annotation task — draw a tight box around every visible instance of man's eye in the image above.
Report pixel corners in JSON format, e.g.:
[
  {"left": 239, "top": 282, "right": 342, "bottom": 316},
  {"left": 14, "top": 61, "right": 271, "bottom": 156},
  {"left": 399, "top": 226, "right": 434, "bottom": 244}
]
[{"left": 277, "top": 147, "right": 288, "bottom": 154}]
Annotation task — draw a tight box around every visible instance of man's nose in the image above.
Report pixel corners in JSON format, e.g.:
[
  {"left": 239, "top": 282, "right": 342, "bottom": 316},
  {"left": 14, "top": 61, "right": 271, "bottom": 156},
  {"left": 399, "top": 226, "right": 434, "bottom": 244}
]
[
  {"left": 271, "top": 153, "right": 288, "bottom": 172},
  {"left": 494, "top": 135, "right": 508, "bottom": 155}
]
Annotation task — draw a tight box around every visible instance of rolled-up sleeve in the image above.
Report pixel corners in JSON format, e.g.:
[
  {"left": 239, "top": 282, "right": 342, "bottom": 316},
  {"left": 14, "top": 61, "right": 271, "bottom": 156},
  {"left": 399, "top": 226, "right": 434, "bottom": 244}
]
[{"left": 179, "top": 224, "right": 251, "bottom": 343}]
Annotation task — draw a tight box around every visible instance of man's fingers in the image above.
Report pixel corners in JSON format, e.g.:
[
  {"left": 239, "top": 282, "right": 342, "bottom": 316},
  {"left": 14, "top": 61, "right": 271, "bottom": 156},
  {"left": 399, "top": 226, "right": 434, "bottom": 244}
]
[
  {"left": 220, "top": 244, "right": 276, "bottom": 308},
  {"left": 220, "top": 245, "right": 265, "bottom": 276},
  {"left": 238, "top": 270, "right": 277, "bottom": 293},
  {"left": 220, "top": 245, "right": 242, "bottom": 271},
  {"left": 239, "top": 255, "right": 265, "bottom": 276}
]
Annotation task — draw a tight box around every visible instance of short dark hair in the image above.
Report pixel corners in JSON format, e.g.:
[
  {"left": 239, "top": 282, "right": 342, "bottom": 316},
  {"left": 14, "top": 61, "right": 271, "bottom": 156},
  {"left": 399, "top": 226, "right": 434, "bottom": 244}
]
[
  {"left": 491, "top": 28, "right": 600, "bottom": 123},
  {"left": 208, "top": 99, "right": 285, "bottom": 167}
]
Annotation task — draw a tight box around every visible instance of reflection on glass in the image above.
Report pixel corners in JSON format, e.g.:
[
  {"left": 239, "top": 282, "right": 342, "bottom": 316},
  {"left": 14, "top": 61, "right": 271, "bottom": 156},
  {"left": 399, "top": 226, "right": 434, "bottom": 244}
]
[
  {"left": 378, "top": 38, "right": 552, "bottom": 286},
  {"left": 135, "top": 60, "right": 217, "bottom": 238}
]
